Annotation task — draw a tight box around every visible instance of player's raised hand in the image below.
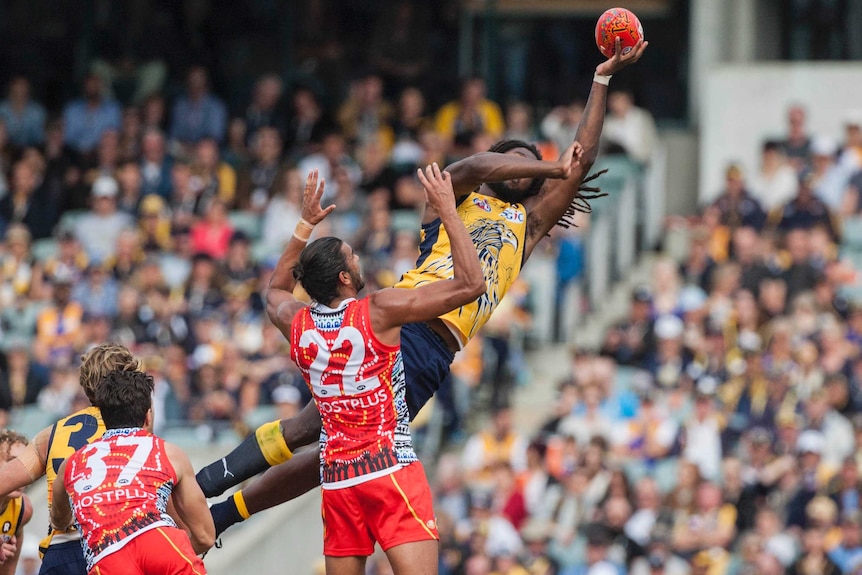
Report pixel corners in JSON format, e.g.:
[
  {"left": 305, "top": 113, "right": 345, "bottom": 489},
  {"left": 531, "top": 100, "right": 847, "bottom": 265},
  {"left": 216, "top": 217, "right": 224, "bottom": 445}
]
[
  {"left": 596, "top": 37, "right": 648, "bottom": 76},
  {"left": 556, "top": 140, "right": 585, "bottom": 179},
  {"left": 417, "top": 163, "right": 455, "bottom": 214},
  {"left": 300, "top": 169, "right": 336, "bottom": 225}
]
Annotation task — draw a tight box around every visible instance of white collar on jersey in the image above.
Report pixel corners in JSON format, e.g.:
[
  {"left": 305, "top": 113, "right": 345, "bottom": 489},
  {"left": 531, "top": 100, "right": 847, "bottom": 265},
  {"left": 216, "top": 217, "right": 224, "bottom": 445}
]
[{"left": 312, "top": 298, "right": 356, "bottom": 313}]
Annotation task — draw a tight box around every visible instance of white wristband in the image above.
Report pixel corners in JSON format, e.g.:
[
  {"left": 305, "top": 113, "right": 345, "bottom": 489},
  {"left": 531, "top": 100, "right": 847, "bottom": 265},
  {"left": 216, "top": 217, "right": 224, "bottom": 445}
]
[{"left": 593, "top": 73, "right": 612, "bottom": 86}]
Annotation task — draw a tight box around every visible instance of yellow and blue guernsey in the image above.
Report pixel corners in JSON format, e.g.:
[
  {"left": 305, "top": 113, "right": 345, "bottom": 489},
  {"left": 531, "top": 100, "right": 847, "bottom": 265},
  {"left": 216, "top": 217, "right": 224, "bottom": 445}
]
[
  {"left": 40, "top": 406, "right": 105, "bottom": 553},
  {"left": 0, "top": 494, "right": 26, "bottom": 543},
  {"left": 395, "top": 191, "right": 528, "bottom": 347}
]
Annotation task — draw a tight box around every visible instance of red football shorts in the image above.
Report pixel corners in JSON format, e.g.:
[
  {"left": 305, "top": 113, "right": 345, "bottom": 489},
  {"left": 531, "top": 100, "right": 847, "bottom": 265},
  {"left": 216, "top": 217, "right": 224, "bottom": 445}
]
[
  {"left": 321, "top": 462, "right": 439, "bottom": 556},
  {"left": 89, "top": 526, "right": 206, "bottom": 575}
]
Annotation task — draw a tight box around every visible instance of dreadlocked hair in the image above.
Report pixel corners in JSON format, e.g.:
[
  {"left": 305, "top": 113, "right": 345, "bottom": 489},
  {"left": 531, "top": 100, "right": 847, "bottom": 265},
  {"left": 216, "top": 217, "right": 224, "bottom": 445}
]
[
  {"left": 555, "top": 169, "right": 610, "bottom": 230},
  {"left": 0, "top": 430, "right": 28, "bottom": 462}
]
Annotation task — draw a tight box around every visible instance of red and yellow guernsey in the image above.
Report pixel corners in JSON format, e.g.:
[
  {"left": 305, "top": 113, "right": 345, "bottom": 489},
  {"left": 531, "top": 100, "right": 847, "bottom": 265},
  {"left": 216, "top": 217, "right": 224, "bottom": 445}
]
[
  {"left": 64, "top": 428, "right": 177, "bottom": 571},
  {"left": 291, "top": 297, "right": 417, "bottom": 488}
]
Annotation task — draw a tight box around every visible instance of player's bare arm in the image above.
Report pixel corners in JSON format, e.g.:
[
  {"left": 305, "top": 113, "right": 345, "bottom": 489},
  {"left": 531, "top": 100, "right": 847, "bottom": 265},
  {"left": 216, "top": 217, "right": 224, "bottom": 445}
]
[
  {"left": 165, "top": 443, "right": 215, "bottom": 555},
  {"left": 371, "top": 163, "right": 485, "bottom": 341},
  {"left": 522, "top": 37, "right": 648, "bottom": 259},
  {"left": 0, "top": 427, "right": 51, "bottom": 498},
  {"left": 445, "top": 147, "right": 576, "bottom": 200},
  {"left": 265, "top": 169, "right": 335, "bottom": 333},
  {"left": 49, "top": 460, "right": 72, "bottom": 532}
]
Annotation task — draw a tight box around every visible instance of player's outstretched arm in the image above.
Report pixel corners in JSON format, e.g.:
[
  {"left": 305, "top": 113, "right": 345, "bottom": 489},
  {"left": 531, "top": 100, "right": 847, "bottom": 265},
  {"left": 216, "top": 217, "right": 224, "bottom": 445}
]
[
  {"left": 445, "top": 149, "right": 574, "bottom": 199},
  {"left": 165, "top": 443, "right": 215, "bottom": 555},
  {"left": 266, "top": 169, "right": 335, "bottom": 335},
  {"left": 522, "top": 37, "right": 648, "bottom": 258},
  {"left": 0, "top": 427, "right": 51, "bottom": 498},
  {"left": 49, "top": 460, "right": 73, "bottom": 533},
  {"left": 371, "top": 163, "right": 485, "bottom": 334}
]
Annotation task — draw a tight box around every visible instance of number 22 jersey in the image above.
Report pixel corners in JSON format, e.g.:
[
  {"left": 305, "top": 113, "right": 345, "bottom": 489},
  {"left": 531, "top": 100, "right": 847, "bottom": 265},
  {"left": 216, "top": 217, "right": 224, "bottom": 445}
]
[
  {"left": 64, "top": 428, "right": 177, "bottom": 570},
  {"left": 291, "top": 297, "right": 418, "bottom": 489}
]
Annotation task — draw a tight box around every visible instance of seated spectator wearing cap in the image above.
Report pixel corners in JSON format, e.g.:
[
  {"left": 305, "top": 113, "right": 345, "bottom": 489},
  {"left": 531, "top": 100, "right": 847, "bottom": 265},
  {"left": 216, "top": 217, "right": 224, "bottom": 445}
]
[
  {"left": 223, "top": 231, "right": 259, "bottom": 284},
  {"left": 601, "top": 286, "right": 655, "bottom": 366},
  {"left": 629, "top": 530, "right": 688, "bottom": 575},
  {"left": 804, "top": 388, "right": 854, "bottom": 469},
  {"left": 646, "top": 315, "right": 693, "bottom": 388},
  {"left": 34, "top": 267, "right": 83, "bottom": 367},
  {"left": 682, "top": 384, "right": 724, "bottom": 481},
  {"left": 710, "top": 164, "right": 767, "bottom": 233},
  {"left": 74, "top": 175, "right": 134, "bottom": 261},
  {"left": 786, "top": 429, "right": 831, "bottom": 528},
  {"left": 558, "top": 523, "right": 622, "bottom": 575}
]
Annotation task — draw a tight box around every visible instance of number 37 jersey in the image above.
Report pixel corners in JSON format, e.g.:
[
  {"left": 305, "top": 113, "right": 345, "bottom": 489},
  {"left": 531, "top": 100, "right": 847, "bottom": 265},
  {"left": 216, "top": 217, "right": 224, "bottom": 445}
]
[
  {"left": 291, "top": 298, "right": 418, "bottom": 489},
  {"left": 64, "top": 428, "right": 177, "bottom": 570}
]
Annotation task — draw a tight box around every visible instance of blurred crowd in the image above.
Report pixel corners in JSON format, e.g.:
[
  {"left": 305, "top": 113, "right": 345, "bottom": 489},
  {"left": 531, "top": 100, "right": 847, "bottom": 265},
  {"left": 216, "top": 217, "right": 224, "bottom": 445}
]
[
  {"left": 0, "top": 59, "right": 658, "bottom": 442},
  {"left": 425, "top": 106, "right": 862, "bottom": 575}
]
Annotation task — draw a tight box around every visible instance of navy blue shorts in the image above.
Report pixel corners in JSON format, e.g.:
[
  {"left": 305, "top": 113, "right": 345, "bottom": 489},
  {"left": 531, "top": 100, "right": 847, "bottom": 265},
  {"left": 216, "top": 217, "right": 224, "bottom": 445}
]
[
  {"left": 401, "top": 322, "right": 455, "bottom": 419},
  {"left": 39, "top": 540, "right": 87, "bottom": 575}
]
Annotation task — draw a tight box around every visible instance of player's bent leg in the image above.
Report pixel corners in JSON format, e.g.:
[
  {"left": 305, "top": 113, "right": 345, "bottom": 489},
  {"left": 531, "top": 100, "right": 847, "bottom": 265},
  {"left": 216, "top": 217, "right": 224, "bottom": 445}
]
[
  {"left": 196, "top": 403, "right": 322, "bottom": 498},
  {"left": 386, "top": 541, "right": 439, "bottom": 575},
  {"left": 209, "top": 448, "right": 321, "bottom": 536},
  {"left": 325, "top": 556, "right": 366, "bottom": 575}
]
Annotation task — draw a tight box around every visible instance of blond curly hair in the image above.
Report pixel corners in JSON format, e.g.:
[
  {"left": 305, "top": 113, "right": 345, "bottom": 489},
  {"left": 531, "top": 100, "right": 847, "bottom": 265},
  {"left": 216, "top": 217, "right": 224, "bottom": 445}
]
[
  {"left": 79, "top": 343, "right": 141, "bottom": 404},
  {"left": 0, "top": 430, "right": 28, "bottom": 462}
]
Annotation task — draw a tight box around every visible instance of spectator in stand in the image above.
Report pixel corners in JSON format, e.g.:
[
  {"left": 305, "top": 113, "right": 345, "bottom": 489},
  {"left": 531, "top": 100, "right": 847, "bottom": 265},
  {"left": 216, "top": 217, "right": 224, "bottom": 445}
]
[
  {"left": 435, "top": 76, "right": 505, "bottom": 144},
  {"left": 245, "top": 74, "right": 286, "bottom": 139},
  {"left": 504, "top": 103, "right": 538, "bottom": 143},
  {"left": 62, "top": 72, "right": 121, "bottom": 155},
  {"left": 190, "top": 200, "right": 234, "bottom": 260},
  {"left": 711, "top": 164, "right": 767, "bottom": 232},
  {"left": 297, "top": 129, "right": 361, "bottom": 203},
  {"left": 601, "top": 286, "right": 655, "bottom": 366},
  {"left": 0, "top": 77, "right": 46, "bottom": 147},
  {"left": 261, "top": 167, "right": 303, "bottom": 255},
  {"left": 0, "top": 341, "right": 49, "bottom": 411},
  {"left": 0, "top": 224, "right": 43, "bottom": 305},
  {"left": 170, "top": 66, "right": 228, "bottom": 146},
  {"left": 0, "top": 158, "right": 55, "bottom": 240},
  {"left": 774, "top": 172, "right": 837, "bottom": 237},
  {"left": 139, "top": 128, "right": 173, "bottom": 199},
  {"left": 807, "top": 135, "right": 858, "bottom": 213},
  {"left": 115, "top": 158, "right": 143, "bottom": 214},
  {"left": 190, "top": 137, "right": 237, "bottom": 210},
  {"left": 602, "top": 89, "right": 657, "bottom": 166},
  {"left": 34, "top": 267, "right": 83, "bottom": 367},
  {"left": 462, "top": 406, "right": 529, "bottom": 483},
  {"left": 285, "top": 86, "right": 326, "bottom": 159},
  {"left": 782, "top": 104, "right": 812, "bottom": 173},
  {"left": 239, "top": 127, "right": 283, "bottom": 211},
  {"left": 74, "top": 175, "right": 134, "bottom": 260},
  {"left": 751, "top": 140, "right": 799, "bottom": 212},
  {"left": 541, "top": 101, "right": 584, "bottom": 156},
  {"left": 337, "top": 72, "right": 394, "bottom": 146}
]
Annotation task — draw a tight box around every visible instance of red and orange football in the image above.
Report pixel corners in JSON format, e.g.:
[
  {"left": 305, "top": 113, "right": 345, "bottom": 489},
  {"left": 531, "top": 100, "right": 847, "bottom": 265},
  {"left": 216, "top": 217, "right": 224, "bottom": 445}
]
[{"left": 595, "top": 7, "right": 644, "bottom": 58}]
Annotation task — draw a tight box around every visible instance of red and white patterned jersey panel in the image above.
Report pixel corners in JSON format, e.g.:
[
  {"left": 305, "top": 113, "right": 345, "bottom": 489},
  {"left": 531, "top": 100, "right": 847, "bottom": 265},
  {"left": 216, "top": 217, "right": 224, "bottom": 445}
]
[
  {"left": 64, "top": 428, "right": 177, "bottom": 571},
  {"left": 291, "top": 298, "right": 418, "bottom": 489}
]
